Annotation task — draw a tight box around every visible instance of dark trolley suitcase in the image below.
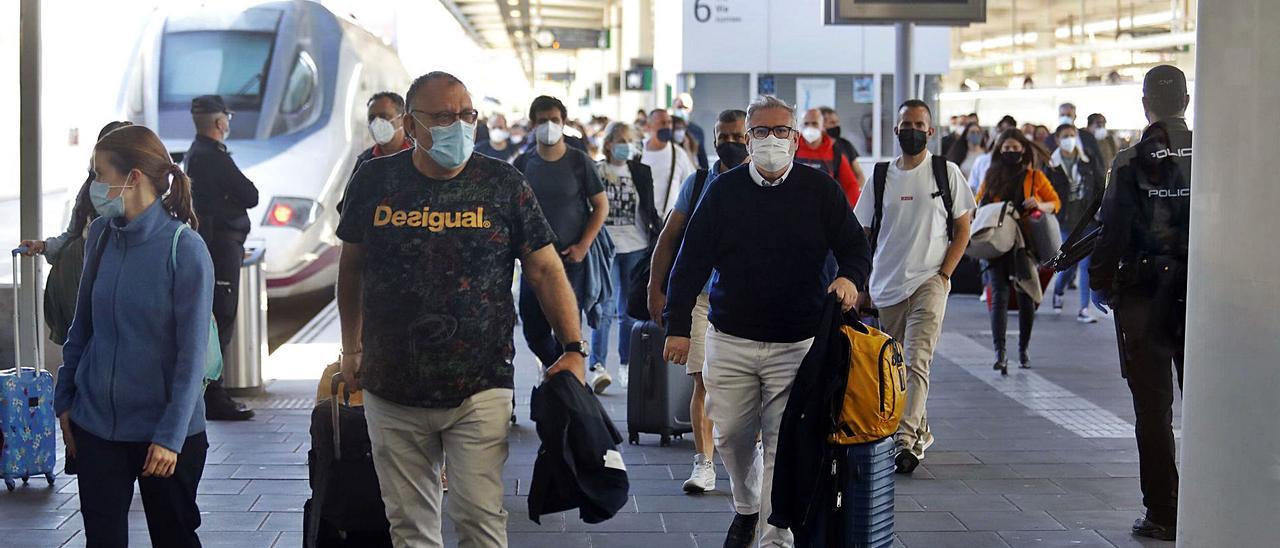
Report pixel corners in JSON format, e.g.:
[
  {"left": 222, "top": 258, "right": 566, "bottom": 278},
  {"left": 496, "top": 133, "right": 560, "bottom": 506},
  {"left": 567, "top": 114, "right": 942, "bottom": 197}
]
[{"left": 626, "top": 321, "right": 694, "bottom": 446}]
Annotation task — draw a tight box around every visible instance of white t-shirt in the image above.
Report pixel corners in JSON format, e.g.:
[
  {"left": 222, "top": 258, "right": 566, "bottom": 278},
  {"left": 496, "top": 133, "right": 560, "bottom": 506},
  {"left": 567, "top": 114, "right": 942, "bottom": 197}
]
[
  {"left": 853, "top": 152, "right": 977, "bottom": 308},
  {"left": 600, "top": 161, "right": 649, "bottom": 254},
  {"left": 641, "top": 141, "right": 696, "bottom": 215}
]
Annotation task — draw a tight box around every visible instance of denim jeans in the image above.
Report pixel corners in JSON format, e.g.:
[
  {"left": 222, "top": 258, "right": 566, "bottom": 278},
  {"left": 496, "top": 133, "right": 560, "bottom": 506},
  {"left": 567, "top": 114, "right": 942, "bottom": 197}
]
[
  {"left": 1054, "top": 229, "right": 1092, "bottom": 311},
  {"left": 590, "top": 249, "right": 647, "bottom": 367}
]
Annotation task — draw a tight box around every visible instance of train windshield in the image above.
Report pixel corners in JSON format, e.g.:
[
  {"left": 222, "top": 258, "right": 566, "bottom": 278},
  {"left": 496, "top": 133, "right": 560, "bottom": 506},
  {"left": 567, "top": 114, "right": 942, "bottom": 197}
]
[{"left": 160, "top": 31, "right": 275, "bottom": 111}]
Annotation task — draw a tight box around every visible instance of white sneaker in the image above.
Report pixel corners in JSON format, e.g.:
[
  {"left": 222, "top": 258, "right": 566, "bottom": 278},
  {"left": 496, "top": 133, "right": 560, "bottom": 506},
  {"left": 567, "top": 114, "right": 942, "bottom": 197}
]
[
  {"left": 1077, "top": 310, "right": 1099, "bottom": 324},
  {"left": 683, "top": 454, "right": 716, "bottom": 493},
  {"left": 590, "top": 368, "right": 612, "bottom": 395},
  {"left": 618, "top": 364, "right": 629, "bottom": 389}
]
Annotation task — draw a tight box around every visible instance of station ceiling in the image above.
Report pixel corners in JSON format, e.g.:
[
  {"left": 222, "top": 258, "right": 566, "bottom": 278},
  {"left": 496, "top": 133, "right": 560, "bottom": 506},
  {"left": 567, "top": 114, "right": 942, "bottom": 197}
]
[{"left": 440, "top": 0, "right": 611, "bottom": 82}]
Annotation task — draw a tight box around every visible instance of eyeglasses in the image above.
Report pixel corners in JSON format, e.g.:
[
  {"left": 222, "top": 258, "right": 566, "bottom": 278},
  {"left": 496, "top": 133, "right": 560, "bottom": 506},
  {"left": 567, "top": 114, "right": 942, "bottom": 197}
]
[
  {"left": 748, "top": 125, "right": 795, "bottom": 140},
  {"left": 410, "top": 109, "right": 480, "bottom": 127}
]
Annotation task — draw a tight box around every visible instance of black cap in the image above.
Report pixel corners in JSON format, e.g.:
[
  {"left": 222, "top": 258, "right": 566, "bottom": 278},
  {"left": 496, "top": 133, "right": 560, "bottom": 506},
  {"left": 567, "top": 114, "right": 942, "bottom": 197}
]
[
  {"left": 191, "top": 95, "right": 230, "bottom": 115},
  {"left": 1142, "top": 65, "right": 1188, "bottom": 101}
]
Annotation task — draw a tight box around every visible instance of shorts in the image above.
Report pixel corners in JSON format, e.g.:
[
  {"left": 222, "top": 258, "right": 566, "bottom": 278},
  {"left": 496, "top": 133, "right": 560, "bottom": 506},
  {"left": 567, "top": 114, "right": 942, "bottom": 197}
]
[{"left": 686, "top": 293, "right": 711, "bottom": 375}]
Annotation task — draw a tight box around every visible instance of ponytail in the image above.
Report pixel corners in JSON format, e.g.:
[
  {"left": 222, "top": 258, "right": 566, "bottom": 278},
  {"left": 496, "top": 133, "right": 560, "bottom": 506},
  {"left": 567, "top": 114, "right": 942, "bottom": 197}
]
[{"left": 164, "top": 165, "right": 199, "bottom": 231}]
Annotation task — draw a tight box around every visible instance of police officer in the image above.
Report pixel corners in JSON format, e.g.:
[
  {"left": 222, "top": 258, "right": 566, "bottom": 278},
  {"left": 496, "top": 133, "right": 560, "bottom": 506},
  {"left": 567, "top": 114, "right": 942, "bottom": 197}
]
[
  {"left": 184, "top": 95, "right": 259, "bottom": 421},
  {"left": 1088, "top": 65, "right": 1191, "bottom": 542}
]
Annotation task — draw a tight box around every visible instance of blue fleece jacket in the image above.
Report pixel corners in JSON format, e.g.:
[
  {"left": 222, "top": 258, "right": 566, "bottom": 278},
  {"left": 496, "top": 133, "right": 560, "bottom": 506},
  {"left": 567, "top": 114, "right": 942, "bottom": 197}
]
[{"left": 54, "top": 200, "right": 215, "bottom": 452}]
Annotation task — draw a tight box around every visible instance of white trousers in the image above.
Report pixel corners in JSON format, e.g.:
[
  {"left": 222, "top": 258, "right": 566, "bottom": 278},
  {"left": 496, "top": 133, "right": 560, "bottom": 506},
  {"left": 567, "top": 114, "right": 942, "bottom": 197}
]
[
  {"left": 363, "top": 388, "right": 514, "bottom": 548},
  {"left": 703, "top": 327, "right": 813, "bottom": 547}
]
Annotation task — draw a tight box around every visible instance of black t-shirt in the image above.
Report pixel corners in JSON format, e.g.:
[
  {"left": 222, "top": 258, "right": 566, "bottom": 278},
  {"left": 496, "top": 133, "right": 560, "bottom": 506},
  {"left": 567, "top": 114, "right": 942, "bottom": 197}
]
[
  {"left": 520, "top": 149, "right": 605, "bottom": 251},
  {"left": 476, "top": 139, "right": 518, "bottom": 162},
  {"left": 336, "top": 151, "right": 555, "bottom": 407}
]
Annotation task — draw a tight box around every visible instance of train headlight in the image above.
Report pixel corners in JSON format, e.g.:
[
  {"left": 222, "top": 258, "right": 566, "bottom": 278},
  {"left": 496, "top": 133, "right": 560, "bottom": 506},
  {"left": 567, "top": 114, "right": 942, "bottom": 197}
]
[{"left": 263, "top": 197, "right": 321, "bottom": 230}]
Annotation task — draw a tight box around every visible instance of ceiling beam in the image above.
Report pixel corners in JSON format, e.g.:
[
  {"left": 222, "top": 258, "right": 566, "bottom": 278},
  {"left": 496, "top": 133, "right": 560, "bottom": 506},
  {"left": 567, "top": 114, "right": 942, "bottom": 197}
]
[{"left": 439, "top": 0, "right": 492, "bottom": 48}]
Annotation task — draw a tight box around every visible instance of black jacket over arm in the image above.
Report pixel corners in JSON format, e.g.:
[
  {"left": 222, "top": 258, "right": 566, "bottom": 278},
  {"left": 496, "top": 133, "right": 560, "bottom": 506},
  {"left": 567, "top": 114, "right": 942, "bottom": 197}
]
[{"left": 528, "top": 372, "right": 629, "bottom": 524}]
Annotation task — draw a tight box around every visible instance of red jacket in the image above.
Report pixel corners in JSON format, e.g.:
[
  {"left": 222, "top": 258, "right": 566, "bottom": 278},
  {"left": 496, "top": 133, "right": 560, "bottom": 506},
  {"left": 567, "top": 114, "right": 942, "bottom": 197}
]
[{"left": 795, "top": 134, "right": 861, "bottom": 207}]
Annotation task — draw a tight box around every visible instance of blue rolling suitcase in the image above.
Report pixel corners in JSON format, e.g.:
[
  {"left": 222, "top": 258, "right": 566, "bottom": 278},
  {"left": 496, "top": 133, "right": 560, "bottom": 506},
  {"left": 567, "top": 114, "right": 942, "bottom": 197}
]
[
  {"left": 807, "top": 437, "right": 897, "bottom": 548},
  {"left": 2, "top": 248, "right": 56, "bottom": 491}
]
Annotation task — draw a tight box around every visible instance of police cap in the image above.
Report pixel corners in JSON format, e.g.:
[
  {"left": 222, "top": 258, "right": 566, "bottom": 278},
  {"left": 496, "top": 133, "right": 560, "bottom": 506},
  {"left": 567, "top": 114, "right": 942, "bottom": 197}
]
[{"left": 191, "top": 95, "right": 231, "bottom": 115}]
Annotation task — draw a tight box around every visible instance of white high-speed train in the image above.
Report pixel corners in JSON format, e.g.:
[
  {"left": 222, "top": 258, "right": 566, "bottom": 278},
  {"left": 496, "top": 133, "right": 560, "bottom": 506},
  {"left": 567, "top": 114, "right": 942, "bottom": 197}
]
[{"left": 118, "top": 0, "right": 409, "bottom": 297}]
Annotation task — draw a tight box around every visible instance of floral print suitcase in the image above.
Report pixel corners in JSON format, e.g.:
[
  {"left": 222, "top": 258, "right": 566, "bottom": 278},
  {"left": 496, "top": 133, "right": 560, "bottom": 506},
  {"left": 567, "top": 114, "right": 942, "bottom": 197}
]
[{"left": 3, "top": 248, "right": 56, "bottom": 490}]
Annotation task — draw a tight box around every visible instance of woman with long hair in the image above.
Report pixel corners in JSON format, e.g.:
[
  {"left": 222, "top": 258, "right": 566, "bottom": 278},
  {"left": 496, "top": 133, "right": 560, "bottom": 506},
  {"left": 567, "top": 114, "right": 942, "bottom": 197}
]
[
  {"left": 977, "top": 130, "right": 1061, "bottom": 374},
  {"left": 946, "top": 121, "right": 989, "bottom": 180},
  {"left": 18, "top": 121, "right": 132, "bottom": 345},
  {"left": 54, "top": 124, "right": 214, "bottom": 547},
  {"left": 592, "top": 121, "right": 660, "bottom": 389}
]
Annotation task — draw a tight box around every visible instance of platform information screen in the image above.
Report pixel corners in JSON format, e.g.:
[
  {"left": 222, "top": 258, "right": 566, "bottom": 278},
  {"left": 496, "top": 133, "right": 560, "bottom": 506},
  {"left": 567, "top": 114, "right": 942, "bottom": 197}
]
[{"left": 824, "top": 0, "right": 986, "bottom": 25}]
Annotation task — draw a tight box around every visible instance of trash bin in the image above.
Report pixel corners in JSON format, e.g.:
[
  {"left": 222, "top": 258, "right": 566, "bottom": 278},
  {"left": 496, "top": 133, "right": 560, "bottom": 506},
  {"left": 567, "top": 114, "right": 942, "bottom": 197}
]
[{"left": 223, "top": 247, "right": 267, "bottom": 393}]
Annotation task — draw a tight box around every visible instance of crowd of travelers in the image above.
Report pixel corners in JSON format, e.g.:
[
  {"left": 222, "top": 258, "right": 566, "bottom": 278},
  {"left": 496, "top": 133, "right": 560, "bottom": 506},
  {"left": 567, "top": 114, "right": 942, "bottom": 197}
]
[{"left": 18, "top": 62, "right": 1191, "bottom": 546}]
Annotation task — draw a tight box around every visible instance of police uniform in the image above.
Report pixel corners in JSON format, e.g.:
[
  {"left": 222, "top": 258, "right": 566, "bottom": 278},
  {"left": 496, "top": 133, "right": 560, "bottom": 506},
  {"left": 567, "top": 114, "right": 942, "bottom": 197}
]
[
  {"left": 1088, "top": 115, "right": 1191, "bottom": 531},
  {"left": 183, "top": 95, "right": 259, "bottom": 412}
]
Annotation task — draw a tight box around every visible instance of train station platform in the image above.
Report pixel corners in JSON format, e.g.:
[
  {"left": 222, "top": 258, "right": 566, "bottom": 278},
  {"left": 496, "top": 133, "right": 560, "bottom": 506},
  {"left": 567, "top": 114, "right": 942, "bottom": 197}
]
[{"left": 2, "top": 287, "right": 1177, "bottom": 548}]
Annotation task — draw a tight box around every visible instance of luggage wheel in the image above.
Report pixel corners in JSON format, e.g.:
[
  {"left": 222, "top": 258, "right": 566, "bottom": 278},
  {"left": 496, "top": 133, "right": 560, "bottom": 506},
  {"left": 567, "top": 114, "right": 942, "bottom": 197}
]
[
  {"left": 660, "top": 435, "right": 671, "bottom": 447},
  {"left": 628, "top": 432, "right": 639, "bottom": 445},
  {"left": 4, "top": 479, "right": 13, "bottom": 491},
  {"left": 45, "top": 472, "right": 54, "bottom": 485},
  {"left": 21, "top": 475, "right": 29, "bottom": 485}
]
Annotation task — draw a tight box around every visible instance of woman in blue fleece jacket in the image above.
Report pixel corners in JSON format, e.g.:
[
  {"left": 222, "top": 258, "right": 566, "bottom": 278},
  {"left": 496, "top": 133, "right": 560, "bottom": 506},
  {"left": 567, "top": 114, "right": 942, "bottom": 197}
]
[{"left": 54, "top": 125, "right": 214, "bottom": 547}]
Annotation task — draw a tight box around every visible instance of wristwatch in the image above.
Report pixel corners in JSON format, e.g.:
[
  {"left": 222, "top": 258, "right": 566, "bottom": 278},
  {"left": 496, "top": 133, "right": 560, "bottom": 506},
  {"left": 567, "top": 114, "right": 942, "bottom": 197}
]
[{"left": 563, "top": 340, "right": 590, "bottom": 358}]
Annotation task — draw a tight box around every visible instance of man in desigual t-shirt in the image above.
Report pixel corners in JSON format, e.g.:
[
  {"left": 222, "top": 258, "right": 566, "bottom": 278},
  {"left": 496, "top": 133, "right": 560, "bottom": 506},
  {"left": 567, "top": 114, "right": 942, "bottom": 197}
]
[{"left": 336, "top": 71, "right": 587, "bottom": 547}]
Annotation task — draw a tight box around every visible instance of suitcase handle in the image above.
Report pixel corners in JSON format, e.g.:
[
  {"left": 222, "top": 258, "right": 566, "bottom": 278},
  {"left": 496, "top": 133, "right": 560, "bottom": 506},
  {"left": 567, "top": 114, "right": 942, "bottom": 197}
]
[
  {"left": 10, "top": 248, "right": 44, "bottom": 374},
  {"left": 328, "top": 372, "right": 352, "bottom": 461}
]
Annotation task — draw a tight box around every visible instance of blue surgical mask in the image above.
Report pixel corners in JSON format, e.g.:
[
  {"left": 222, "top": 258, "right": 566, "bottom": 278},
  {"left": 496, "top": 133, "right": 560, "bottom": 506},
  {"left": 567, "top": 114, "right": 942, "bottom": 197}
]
[
  {"left": 610, "top": 143, "right": 633, "bottom": 161},
  {"left": 89, "top": 175, "right": 133, "bottom": 219},
  {"left": 415, "top": 116, "right": 476, "bottom": 170}
]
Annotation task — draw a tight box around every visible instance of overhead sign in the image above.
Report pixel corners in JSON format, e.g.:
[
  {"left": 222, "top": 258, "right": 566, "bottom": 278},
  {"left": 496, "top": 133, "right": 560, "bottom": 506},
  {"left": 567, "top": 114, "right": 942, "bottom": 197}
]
[
  {"left": 682, "top": 0, "right": 769, "bottom": 74},
  {"left": 535, "top": 27, "right": 608, "bottom": 50},
  {"left": 824, "top": 0, "right": 987, "bottom": 25},
  {"left": 624, "top": 68, "right": 653, "bottom": 91}
]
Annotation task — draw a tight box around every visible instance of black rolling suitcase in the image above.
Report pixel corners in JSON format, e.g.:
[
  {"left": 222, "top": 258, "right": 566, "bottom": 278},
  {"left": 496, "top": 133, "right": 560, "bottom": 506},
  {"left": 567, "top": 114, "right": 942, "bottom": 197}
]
[
  {"left": 304, "top": 374, "right": 392, "bottom": 547},
  {"left": 626, "top": 321, "right": 694, "bottom": 446},
  {"left": 949, "top": 256, "right": 984, "bottom": 295}
]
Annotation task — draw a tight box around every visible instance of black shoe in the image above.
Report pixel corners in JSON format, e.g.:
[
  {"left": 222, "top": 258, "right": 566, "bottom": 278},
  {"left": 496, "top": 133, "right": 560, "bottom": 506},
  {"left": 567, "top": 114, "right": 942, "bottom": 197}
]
[
  {"left": 993, "top": 350, "right": 1008, "bottom": 376},
  {"left": 1019, "top": 350, "right": 1031, "bottom": 369},
  {"left": 894, "top": 449, "right": 920, "bottom": 474},
  {"left": 205, "top": 391, "right": 255, "bottom": 421},
  {"left": 1131, "top": 517, "right": 1176, "bottom": 541},
  {"left": 723, "top": 512, "right": 759, "bottom": 548}
]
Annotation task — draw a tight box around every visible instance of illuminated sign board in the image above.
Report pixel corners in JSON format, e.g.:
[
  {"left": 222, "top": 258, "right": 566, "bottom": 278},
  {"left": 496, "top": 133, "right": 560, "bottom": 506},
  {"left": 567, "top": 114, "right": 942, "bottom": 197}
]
[{"left": 824, "top": 0, "right": 987, "bottom": 25}]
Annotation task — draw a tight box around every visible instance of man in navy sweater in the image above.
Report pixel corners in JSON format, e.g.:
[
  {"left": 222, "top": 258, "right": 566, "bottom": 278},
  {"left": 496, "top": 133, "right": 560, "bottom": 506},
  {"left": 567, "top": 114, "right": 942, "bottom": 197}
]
[{"left": 662, "top": 95, "right": 872, "bottom": 547}]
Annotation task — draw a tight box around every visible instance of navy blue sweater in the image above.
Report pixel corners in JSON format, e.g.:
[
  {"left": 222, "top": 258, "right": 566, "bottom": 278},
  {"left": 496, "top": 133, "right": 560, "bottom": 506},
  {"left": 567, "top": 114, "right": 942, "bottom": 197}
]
[{"left": 663, "top": 163, "right": 872, "bottom": 343}]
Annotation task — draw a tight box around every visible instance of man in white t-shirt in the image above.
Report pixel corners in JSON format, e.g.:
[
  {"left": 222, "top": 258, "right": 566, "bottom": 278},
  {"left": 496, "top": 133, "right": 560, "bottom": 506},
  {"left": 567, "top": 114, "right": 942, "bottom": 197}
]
[
  {"left": 854, "top": 99, "right": 976, "bottom": 474},
  {"left": 641, "top": 108, "right": 697, "bottom": 215}
]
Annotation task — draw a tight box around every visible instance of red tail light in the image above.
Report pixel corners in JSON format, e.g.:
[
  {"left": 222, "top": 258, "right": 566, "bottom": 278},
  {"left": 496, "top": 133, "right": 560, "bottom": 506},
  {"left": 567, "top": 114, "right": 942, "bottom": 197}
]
[{"left": 268, "top": 203, "right": 295, "bottom": 226}]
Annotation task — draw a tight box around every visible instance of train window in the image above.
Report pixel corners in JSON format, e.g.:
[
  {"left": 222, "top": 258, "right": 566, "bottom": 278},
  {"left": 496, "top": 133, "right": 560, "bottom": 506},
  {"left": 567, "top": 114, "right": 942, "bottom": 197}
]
[
  {"left": 282, "top": 51, "right": 317, "bottom": 114},
  {"left": 160, "top": 31, "right": 274, "bottom": 110}
]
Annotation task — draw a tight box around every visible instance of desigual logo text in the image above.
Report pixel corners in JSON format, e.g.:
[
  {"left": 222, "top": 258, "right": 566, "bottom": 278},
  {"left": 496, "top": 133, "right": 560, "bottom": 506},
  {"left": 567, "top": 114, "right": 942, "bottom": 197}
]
[{"left": 373, "top": 205, "right": 492, "bottom": 232}]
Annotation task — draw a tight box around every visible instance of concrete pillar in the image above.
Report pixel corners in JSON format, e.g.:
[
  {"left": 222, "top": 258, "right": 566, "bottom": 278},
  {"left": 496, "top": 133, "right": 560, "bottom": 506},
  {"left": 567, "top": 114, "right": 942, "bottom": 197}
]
[
  {"left": 1177, "top": 1, "right": 1280, "bottom": 546},
  {"left": 18, "top": 0, "right": 43, "bottom": 369}
]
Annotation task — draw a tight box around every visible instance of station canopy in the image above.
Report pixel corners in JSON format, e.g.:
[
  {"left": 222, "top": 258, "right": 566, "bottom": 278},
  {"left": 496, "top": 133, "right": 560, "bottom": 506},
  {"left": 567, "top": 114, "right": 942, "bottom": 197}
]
[{"left": 441, "top": 0, "right": 611, "bottom": 82}]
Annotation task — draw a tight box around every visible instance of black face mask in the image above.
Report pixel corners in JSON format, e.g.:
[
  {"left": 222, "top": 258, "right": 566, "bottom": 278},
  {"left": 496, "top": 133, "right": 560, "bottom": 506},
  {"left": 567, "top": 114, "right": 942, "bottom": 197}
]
[
  {"left": 897, "top": 129, "right": 928, "bottom": 155},
  {"left": 999, "top": 151, "right": 1024, "bottom": 167},
  {"left": 715, "top": 141, "right": 749, "bottom": 169},
  {"left": 656, "top": 128, "right": 673, "bottom": 144},
  {"left": 826, "top": 126, "right": 842, "bottom": 140}
]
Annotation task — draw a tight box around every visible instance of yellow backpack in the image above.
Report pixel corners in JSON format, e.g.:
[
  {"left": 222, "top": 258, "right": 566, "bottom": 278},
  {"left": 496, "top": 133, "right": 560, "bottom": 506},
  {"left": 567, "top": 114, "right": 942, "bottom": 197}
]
[{"left": 828, "top": 322, "right": 907, "bottom": 445}]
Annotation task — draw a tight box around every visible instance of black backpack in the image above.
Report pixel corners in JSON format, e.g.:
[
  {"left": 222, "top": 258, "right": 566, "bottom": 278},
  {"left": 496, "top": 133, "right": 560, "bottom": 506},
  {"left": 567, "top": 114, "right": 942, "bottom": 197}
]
[
  {"left": 626, "top": 168, "right": 710, "bottom": 321},
  {"left": 869, "top": 155, "right": 954, "bottom": 254}
]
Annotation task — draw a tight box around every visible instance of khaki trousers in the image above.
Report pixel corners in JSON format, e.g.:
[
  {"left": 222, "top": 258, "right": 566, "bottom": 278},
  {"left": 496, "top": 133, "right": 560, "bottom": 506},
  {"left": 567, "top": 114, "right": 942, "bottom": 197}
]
[
  {"left": 879, "top": 275, "right": 950, "bottom": 458},
  {"left": 363, "top": 388, "right": 514, "bottom": 548}
]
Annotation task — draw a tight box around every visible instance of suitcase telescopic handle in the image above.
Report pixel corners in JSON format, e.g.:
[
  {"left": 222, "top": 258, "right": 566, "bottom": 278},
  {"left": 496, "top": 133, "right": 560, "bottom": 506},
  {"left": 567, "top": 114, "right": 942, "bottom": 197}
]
[
  {"left": 10, "top": 247, "right": 45, "bottom": 375},
  {"left": 329, "top": 372, "right": 350, "bottom": 460}
]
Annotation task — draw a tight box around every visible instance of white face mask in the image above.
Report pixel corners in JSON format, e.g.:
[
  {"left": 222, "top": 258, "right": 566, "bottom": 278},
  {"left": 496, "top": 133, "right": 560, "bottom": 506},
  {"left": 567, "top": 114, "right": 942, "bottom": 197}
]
[
  {"left": 1092, "top": 127, "right": 1108, "bottom": 140},
  {"left": 801, "top": 126, "right": 823, "bottom": 144},
  {"left": 535, "top": 122, "right": 563, "bottom": 146},
  {"left": 369, "top": 117, "right": 400, "bottom": 145},
  {"left": 510, "top": 133, "right": 525, "bottom": 145},
  {"left": 1058, "top": 136, "right": 1078, "bottom": 153},
  {"left": 749, "top": 135, "right": 794, "bottom": 174},
  {"left": 489, "top": 128, "right": 509, "bottom": 142},
  {"left": 1059, "top": 115, "right": 1074, "bottom": 127},
  {"left": 673, "top": 129, "right": 687, "bottom": 143}
]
